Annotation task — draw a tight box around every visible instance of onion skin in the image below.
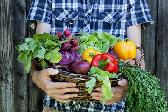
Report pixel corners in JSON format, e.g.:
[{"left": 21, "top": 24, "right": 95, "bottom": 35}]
[{"left": 70, "top": 61, "right": 91, "bottom": 75}]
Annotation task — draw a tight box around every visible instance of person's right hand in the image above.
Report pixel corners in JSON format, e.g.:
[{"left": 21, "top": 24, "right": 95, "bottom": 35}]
[{"left": 31, "top": 68, "right": 79, "bottom": 103}]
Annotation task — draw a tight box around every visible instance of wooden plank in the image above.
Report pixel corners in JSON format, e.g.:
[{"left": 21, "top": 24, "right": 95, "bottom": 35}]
[
  {"left": 0, "top": 0, "right": 15, "bottom": 112},
  {"left": 28, "top": 79, "right": 44, "bottom": 112},
  {"left": 142, "top": 0, "right": 158, "bottom": 74},
  {"left": 156, "top": 0, "right": 168, "bottom": 98},
  {"left": 12, "top": 0, "right": 29, "bottom": 111},
  {"left": 26, "top": 0, "right": 44, "bottom": 111}
]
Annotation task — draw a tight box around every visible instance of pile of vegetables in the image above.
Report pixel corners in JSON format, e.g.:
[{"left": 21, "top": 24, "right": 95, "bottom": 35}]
[{"left": 17, "top": 30, "right": 168, "bottom": 112}]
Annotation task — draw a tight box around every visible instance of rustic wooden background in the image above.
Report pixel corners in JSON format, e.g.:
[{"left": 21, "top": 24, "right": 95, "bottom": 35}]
[{"left": 0, "top": 0, "right": 168, "bottom": 112}]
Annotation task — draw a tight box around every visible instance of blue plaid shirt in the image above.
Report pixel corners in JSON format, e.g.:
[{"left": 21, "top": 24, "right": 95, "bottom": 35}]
[{"left": 27, "top": 0, "right": 153, "bottom": 111}]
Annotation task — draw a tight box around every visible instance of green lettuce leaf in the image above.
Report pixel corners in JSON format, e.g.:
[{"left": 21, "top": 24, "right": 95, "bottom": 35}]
[
  {"left": 16, "top": 33, "right": 61, "bottom": 73},
  {"left": 45, "top": 48, "right": 62, "bottom": 63},
  {"left": 18, "top": 52, "right": 32, "bottom": 73},
  {"left": 33, "top": 46, "right": 46, "bottom": 59},
  {"left": 79, "top": 32, "right": 119, "bottom": 53},
  {"left": 102, "top": 76, "right": 113, "bottom": 100},
  {"left": 86, "top": 77, "right": 96, "bottom": 94},
  {"left": 86, "top": 67, "right": 117, "bottom": 101},
  {"left": 18, "top": 43, "right": 29, "bottom": 51},
  {"left": 24, "top": 53, "right": 32, "bottom": 73},
  {"left": 27, "top": 39, "right": 38, "bottom": 52}
]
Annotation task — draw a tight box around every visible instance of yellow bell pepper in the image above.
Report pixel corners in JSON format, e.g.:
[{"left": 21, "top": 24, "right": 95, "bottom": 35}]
[
  {"left": 113, "top": 40, "right": 136, "bottom": 60},
  {"left": 82, "top": 48, "right": 101, "bottom": 63}
]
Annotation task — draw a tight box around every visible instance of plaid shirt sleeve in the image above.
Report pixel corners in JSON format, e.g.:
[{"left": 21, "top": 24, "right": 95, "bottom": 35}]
[
  {"left": 126, "top": 0, "right": 154, "bottom": 28},
  {"left": 27, "top": 0, "right": 51, "bottom": 24}
]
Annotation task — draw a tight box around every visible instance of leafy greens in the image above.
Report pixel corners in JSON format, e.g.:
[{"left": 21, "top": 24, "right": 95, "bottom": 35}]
[
  {"left": 17, "top": 33, "right": 62, "bottom": 73},
  {"left": 86, "top": 67, "right": 118, "bottom": 101},
  {"left": 79, "top": 32, "right": 119, "bottom": 53}
]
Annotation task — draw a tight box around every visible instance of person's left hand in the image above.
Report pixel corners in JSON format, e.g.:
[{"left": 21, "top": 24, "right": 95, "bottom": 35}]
[{"left": 91, "top": 79, "right": 128, "bottom": 105}]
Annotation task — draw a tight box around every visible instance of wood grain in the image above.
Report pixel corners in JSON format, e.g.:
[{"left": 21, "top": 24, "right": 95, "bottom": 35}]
[
  {"left": 0, "top": 0, "right": 14, "bottom": 112},
  {"left": 12, "top": 0, "right": 29, "bottom": 111},
  {"left": 156, "top": 0, "right": 168, "bottom": 99},
  {"left": 142, "top": 0, "right": 158, "bottom": 74},
  {"left": 26, "top": 0, "right": 44, "bottom": 112}
]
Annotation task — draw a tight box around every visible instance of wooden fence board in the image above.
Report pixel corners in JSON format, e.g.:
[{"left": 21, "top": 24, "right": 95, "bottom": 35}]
[
  {"left": 156, "top": 0, "right": 168, "bottom": 99},
  {"left": 25, "top": 0, "right": 44, "bottom": 112},
  {"left": 0, "top": 0, "right": 14, "bottom": 112},
  {"left": 12, "top": 0, "right": 29, "bottom": 111},
  {"left": 142, "top": 0, "right": 158, "bottom": 74}
]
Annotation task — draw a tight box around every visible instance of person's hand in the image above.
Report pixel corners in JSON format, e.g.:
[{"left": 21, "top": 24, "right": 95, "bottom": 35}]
[
  {"left": 124, "top": 59, "right": 145, "bottom": 69},
  {"left": 124, "top": 59, "right": 136, "bottom": 65},
  {"left": 136, "top": 48, "right": 145, "bottom": 69},
  {"left": 31, "top": 68, "right": 79, "bottom": 103},
  {"left": 91, "top": 79, "right": 128, "bottom": 105}
]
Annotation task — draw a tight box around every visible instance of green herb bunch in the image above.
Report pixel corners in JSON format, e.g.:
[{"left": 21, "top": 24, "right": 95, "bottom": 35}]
[
  {"left": 120, "top": 63, "right": 168, "bottom": 112},
  {"left": 16, "top": 33, "right": 62, "bottom": 73}
]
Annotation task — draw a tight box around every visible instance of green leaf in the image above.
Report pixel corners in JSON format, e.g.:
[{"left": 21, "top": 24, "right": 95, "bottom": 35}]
[
  {"left": 89, "top": 67, "right": 118, "bottom": 79},
  {"left": 88, "top": 67, "right": 97, "bottom": 75},
  {"left": 40, "top": 60, "right": 48, "bottom": 68},
  {"left": 108, "top": 73, "right": 118, "bottom": 78},
  {"left": 101, "top": 32, "right": 117, "bottom": 42},
  {"left": 18, "top": 52, "right": 29, "bottom": 63},
  {"left": 45, "top": 48, "right": 62, "bottom": 63},
  {"left": 79, "top": 43, "right": 87, "bottom": 53},
  {"left": 86, "top": 77, "right": 96, "bottom": 94},
  {"left": 24, "top": 53, "right": 32, "bottom": 73},
  {"left": 27, "top": 39, "right": 38, "bottom": 52},
  {"left": 45, "top": 39, "right": 57, "bottom": 46},
  {"left": 33, "top": 33, "right": 52, "bottom": 40},
  {"left": 44, "top": 39, "right": 58, "bottom": 50},
  {"left": 18, "top": 43, "right": 29, "bottom": 51},
  {"left": 87, "top": 35, "right": 99, "bottom": 43},
  {"left": 18, "top": 52, "right": 32, "bottom": 73},
  {"left": 16, "top": 33, "right": 62, "bottom": 72},
  {"left": 93, "top": 74, "right": 104, "bottom": 81},
  {"left": 25, "top": 38, "right": 34, "bottom": 42},
  {"left": 33, "top": 46, "right": 46, "bottom": 59},
  {"left": 79, "top": 34, "right": 89, "bottom": 43},
  {"left": 79, "top": 32, "right": 119, "bottom": 53},
  {"left": 87, "top": 67, "right": 114, "bottom": 101},
  {"left": 102, "top": 76, "right": 113, "bottom": 101}
]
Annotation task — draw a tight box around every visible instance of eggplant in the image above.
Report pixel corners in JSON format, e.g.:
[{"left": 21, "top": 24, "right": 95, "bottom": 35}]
[{"left": 70, "top": 61, "right": 91, "bottom": 75}]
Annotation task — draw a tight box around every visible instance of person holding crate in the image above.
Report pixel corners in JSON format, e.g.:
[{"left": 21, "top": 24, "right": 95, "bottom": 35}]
[{"left": 27, "top": 0, "right": 153, "bottom": 111}]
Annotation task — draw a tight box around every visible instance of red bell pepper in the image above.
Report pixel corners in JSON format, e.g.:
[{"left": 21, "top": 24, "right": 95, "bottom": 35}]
[{"left": 91, "top": 53, "right": 118, "bottom": 73}]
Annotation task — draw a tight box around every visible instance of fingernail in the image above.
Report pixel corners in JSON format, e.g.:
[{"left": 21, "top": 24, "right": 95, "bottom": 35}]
[
  {"left": 48, "top": 68, "right": 59, "bottom": 75},
  {"left": 118, "top": 79, "right": 128, "bottom": 86}
]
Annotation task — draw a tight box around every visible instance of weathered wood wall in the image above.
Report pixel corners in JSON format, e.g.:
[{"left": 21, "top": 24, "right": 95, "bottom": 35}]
[
  {"left": 0, "top": 0, "right": 15, "bottom": 111},
  {"left": 0, "top": 0, "right": 168, "bottom": 112},
  {"left": 156, "top": 0, "right": 168, "bottom": 98}
]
